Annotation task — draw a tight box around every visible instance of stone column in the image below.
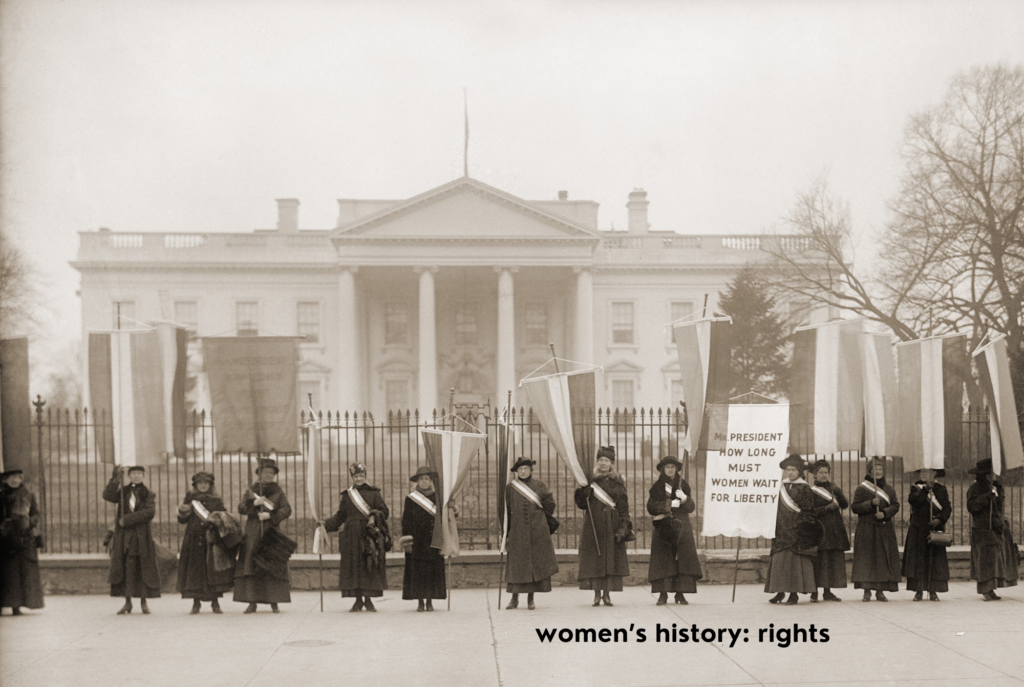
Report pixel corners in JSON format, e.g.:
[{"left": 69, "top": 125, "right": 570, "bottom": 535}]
[
  {"left": 337, "top": 267, "right": 360, "bottom": 412},
  {"left": 496, "top": 267, "right": 517, "bottom": 407},
  {"left": 574, "top": 267, "right": 594, "bottom": 364},
  {"left": 416, "top": 267, "right": 438, "bottom": 416}
]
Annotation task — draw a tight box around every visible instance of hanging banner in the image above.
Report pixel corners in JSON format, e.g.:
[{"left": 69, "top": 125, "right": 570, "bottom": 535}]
[
  {"left": 0, "top": 337, "right": 31, "bottom": 474},
  {"left": 700, "top": 403, "right": 789, "bottom": 539}
]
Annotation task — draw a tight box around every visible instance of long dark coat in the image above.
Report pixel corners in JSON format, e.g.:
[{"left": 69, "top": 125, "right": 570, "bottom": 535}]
[
  {"left": 176, "top": 491, "right": 235, "bottom": 599},
  {"left": 851, "top": 475, "right": 901, "bottom": 590},
  {"left": 233, "top": 482, "right": 292, "bottom": 604},
  {"left": 810, "top": 481, "right": 850, "bottom": 552},
  {"left": 503, "top": 478, "right": 559, "bottom": 586},
  {"left": 574, "top": 473, "right": 630, "bottom": 586},
  {"left": 770, "top": 480, "right": 819, "bottom": 555},
  {"left": 901, "top": 481, "right": 951, "bottom": 592},
  {"left": 646, "top": 474, "right": 702, "bottom": 584},
  {"left": 0, "top": 483, "right": 44, "bottom": 609},
  {"left": 102, "top": 475, "right": 161, "bottom": 598},
  {"left": 967, "top": 478, "right": 1020, "bottom": 592},
  {"left": 324, "top": 484, "right": 389, "bottom": 597},
  {"left": 401, "top": 491, "right": 446, "bottom": 600}
]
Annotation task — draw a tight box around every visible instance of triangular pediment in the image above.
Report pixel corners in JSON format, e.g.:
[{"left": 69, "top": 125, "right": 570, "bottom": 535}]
[{"left": 332, "top": 177, "right": 599, "bottom": 241}]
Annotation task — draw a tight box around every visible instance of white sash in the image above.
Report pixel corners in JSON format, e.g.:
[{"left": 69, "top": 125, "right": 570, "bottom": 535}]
[
  {"left": 128, "top": 492, "right": 137, "bottom": 512},
  {"left": 348, "top": 487, "right": 371, "bottom": 517},
  {"left": 860, "top": 480, "right": 890, "bottom": 506},
  {"left": 253, "top": 488, "right": 275, "bottom": 511},
  {"left": 779, "top": 483, "right": 801, "bottom": 513},
  {"left": 590, "top": 482, "right": 616, "bottom": 509},
  {"left": 409, "top": 491, "right": 437, "bottom": 516},
  {"left": 510, "top": 480, "right": 543, "bottom": 509},
  {"left": 810, "top": 485, "right": 834, "bottom": 503},
  {"left": 928, "top": 492, "right": 942, "bottom": 511},
  {"left": 191, "top": 500, "right": 210, "bottom": 521}
]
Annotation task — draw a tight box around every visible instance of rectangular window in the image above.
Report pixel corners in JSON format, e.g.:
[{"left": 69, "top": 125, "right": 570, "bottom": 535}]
[
  {"left": 670, "top": 301, "right": 694, "bottom": 343},
  {"left": 297, "top": 302, "right": 320, "bottom": 343},
  {"left": 612, "top": 379, "right": 635, "bottom": 409},
  {"left": 112, "top": 301, "right": 136, "bottom": 328},
  {"left": 384, "top": 302, "right": 409, "bottom": 346},
  {"left": 385, "top": 379, "right": 410, "bottom": 411},
  {"left": 236, "top": 301, "right": 258, "bottom": 337},
  {"left": 455, "top": 301, "right": 478, "bottom": 346},
  {"left": 174, "top": 301, "right": 198, "bottom": 330},
  {"left": 611, "top": 302, "right": 634, "bottom": 345},
  {"left": 525, "top": 302, "right": 548, "bottom": 345}
]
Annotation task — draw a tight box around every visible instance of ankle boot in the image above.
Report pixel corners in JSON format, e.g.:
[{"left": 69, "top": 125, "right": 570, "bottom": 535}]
[
  {"left": 810, "top": 592, "right": 819, "bottom": 603},
  {"left": 211, "top": 599, "right": 222, "bottom": 614},
  {"left": 117, "top": 599, "right": 132, "bottom": 615},
  {"left": 527, "top": 593, "right": 535, "bottom": 610},
  {"left": 784, "top": 593, "right": 799, "bottom": 605},
  {"left": 602, "top": 591, "right": 613, "bottom": 607},
  {"left": 363, "top": 598, "right": 376, "bottom": 612},
  {"left": 270, "top": 603, "right": 280, "bottom": 613},
  {"left": 823, "top": 590, "right": 841, "bottom": 602},
  {"left": 244, "top": 603, "right": 257, "bottom": 614},
  {"left": 425, "top": 599, "right": 434, "bottom": 612},
  {"left": 506, "top": 593, "right": 519, "bottom": 610},
  {"left": 768, "top": 593, "right": 785, "bottom": 604},
  {"left": 929, "top": 592, "right": 940, "bottom": 602},
  {"left": 675, "top": 592, "right": 687, "bottom": 605},
  {"left": 191, "top": 599, "right": 201, "bottom": 614},
  {"left": 11, "top": 607, "right": 22, "bottom": 616},
  {"left": 656, "top": 592, "right": 668, "bottom": 606},
  {"left": 913, "top": 591, "right": 923, "bottom": 602},
  {"left": 351, "top": 597, "right": 364, "bottom": 612},
  {"left": 862, "top": 590, "right": 872, "bottom": 602},
  {"left": 592, "top": 591, "right": 601, "bottom": 607},
  {"left": 140, "top": 599, "right": 150, "bottom": 614},
  {"left": 417, "top": 599, "right": 425, "bottom": 612},
  {"left": 875, "top": 591, "right": 888, "bottom": 602}
]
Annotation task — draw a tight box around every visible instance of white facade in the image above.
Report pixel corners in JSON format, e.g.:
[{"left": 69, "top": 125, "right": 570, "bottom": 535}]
[{"left": 73, "top": 177, "right": 800, "bottom": 415}]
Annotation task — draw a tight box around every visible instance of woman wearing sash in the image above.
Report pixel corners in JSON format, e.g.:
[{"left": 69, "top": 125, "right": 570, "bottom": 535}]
[
  {"left": 503, "top": 458, "right": 559, "bottom": 610},
  {"left": 323, "top": 463, "right": 389, "bottom": 612},
  {"left": 103, "top": 465, "right": 161, "bottom": 614},
  {"left": 902, "top": 468, "right": 951, "bottom": 601},
  {"left": 575, "top": 446, "right": 631, "bottom": 607},
  {"left": 234, "top": 458, "right": 293, "bottom": 613},
  {"left": 967, "top": 459, "right": 1020, "bottom": 600},
  {"left": 808, "top": 460, "right": 849, "bottom": 602},
  {"left": 176, "top": 471, "right": 234, "bottom": 614},
  {"left": 765, "top": 455, "right": 819, "bottom": 605},
  {"left": 0, "top": 469, "right": 44, "bottom": 615},
  {"left": 402, "top": 466, "right": 446, "bottom": 611},
  {"left": 646, "top": 456, "right": 702, "bottom": 605},
  {"left": 851, "top": 457, "right": 900, "bottom": 601}
]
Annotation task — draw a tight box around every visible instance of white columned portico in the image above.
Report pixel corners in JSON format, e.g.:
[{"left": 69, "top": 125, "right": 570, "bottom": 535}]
[
  {"left": 574, "top": 267, "right": 594, "bottom": 364},
  {"left": 416, "top": 267, "right": 438, "bottom": 416},
  {"left": 337, "top": 266, "right": 360, "bottom": 412},
  {"left": 496, "top": 267, "right": 517, "bottom": 407}
]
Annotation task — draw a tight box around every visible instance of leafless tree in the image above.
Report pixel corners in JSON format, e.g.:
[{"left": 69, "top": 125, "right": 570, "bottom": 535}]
[{"left": 0, "top": 228, "right": 36, "bottom": 338}]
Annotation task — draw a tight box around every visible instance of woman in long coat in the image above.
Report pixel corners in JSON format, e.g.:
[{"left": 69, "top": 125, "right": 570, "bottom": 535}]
[
  {"left": 323, "top": 463, "right": 389, "bottom": 612},
  {"left": 503, "top": 458, "right": 559, "bottom": 610},
  {"left": 646, "top": 456, "right": 701, "bottom": 605},
  {"left": 851, "top": 457, "right": 901, "bottom": 601},
  {"left": 967, "top": 459, "right": 1020, "bottom": 600},
  {"left": 177, "top": 471, "right": 235, "bottom": 614},
  {"left": 808, "top": 460, "right": 849, "bottom": 602},
  {"left": 402, "top": 466, "right": 447, "bottom": 611},
  {"left": 901, "top": 468, "right": 951, "bottom": 601},
  {"left": 575, "top": 446, "right": 631, "bottom": 607},
  {"left": 765, "top": 455, "right": 820, "bottom": 605},
  {"left": 234, "top": 458, "right": 293, "bottom": 613},
  {"left": 102, "top": 465, "right": 161, "bottom": 614},
  {"left": 0, "top": 469, "right": 44, "bottom": 614}
]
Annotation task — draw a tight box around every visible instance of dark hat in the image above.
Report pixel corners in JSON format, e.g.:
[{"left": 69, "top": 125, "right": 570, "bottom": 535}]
[
  {"left": 968, "top": 459, "right": 993, "bottom": 476},
  {"left": 409, "top": 465, "right": 437, "bottom": 482},
  {"left": 779, "top": 454, "right": 807, "bottom": 471},
  {"left": 918, "top": 467, "right": 946, "bottom": 478},
  {"left": 126, "top": 465, "right": 145, "bottom": 474},
  {"left": 596, "top": 446, "right": 616, "bottom": 462},
  {"left": 510, "top": 458, "right": 536, "bottom": 472},
  {"left": 255, "top": 459, "right": 279, "bottom": 474},
  {"left": 348, "top": 463, "right": 367, "bottom": 476},
  {"left": 191, "top": 471, "right": 215, "bottom": 485},
  {"left": 810, "top": 460, "right": 831, "bottom": 473},
  {"left": 657, "top": 455, "right": 683, "bottom": 472},
  {"left": 1, "top": 468, "right": 24, "bottom": 480}
]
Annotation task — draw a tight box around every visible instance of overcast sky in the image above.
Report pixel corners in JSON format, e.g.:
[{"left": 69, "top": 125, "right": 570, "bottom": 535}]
[{"left": 2, "top": 0, "right": 1023, "bottom": 382}]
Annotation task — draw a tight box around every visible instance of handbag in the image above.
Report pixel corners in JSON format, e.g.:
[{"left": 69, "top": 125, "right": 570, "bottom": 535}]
[
  {"left": 927, "top": 531, "right": 953, "bottom": 547},
  {"left": 545, "top": 512, "right": 560, "bottom": 535}
]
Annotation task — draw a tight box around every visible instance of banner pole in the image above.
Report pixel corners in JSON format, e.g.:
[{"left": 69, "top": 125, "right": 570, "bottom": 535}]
[
  {"left": 498, "top": 552, "right": 505, "bottom": 610},
  {"left": 319, "top": 553, "right": 324, "bottom": 612},
  {"left": 586, "top": 497, "right": 601, "bottom": 558},
  {"left": 731, "top": 538, "right": 741, "bottom": 603},
  {"left": 447, "top": 556, "right": 452, "bottom": 611}
]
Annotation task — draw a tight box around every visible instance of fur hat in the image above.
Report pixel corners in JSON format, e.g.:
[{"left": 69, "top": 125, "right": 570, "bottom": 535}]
[
  {"left": 409, "top": 465, "right": 437, "bottom": 482},
  {"left": 255, "top": 459, "right": 279, "bottom": 475},
  {"left": 968, "top": 459, "right": 993, "bottom": 476},
  {"left": 126, "top": 465, "right": 145, "bottom": 475},
  {"left": 810, "top": 459, "right": 831, "bottom": 474},
  {"left": 191, "top": 471, "right": 215, "bottom": 486},
  {"left": 657, "top": 455, "right": 683, "bottom": 472},
  {"left": 348, "top": 463, "right": 367, "bottom": 476},
  {"left": 596, "top": 446, "right": 616, "bottom": 462},
  {"left": 510, "top": 458, "right": 536, "bottom": 472},
  {"left": 779, "top": 454, "right": 807, "bottom": 472}
]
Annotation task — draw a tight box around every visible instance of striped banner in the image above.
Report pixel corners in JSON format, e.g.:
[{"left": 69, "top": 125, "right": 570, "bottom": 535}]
[
  {"left": 974, "top": 335, "right": 1024, "bottom": 475},
  {"left": 421, "top": 427, "right": 487, "bottom": 557},
  {"left": 672, "top": 318, "right": 732, "bottom": 455},
  {"left": 789, "top": 320, "right": 864, "bottom": 455},
  {"left": 896, "top": 333, "right": 970, "bottom": 473},
  {"left": 305, "top": 409, "right": 328, "bottom": 554},
  {"left": 860, "top": 331, "right": 899, "bottom": 457},
  {"left": 0, "top": 338, "right": 30, "bottom": 475},
  {"left": 519, "top": 369, "right": 597, "bottom": 486},
  {"left": 88, "top": 324, "right": 187, "bottom": 466}
]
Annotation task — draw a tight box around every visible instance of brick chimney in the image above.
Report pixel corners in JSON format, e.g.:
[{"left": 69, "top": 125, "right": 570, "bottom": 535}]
[
  {"left": 558, "top": 190, "right": 568, "bottom": 201},
  {"left": 627, "top": 189, "right": 649, "bottom": 233},
  {"left": 276, "top": 198, "right": 299, "bottom": 232}
]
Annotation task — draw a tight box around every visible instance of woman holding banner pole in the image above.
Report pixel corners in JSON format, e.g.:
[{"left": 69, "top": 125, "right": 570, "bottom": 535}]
[
  {"left": 103, "top": 465, "right": 161, "bottom": 614},
  {"left": 851, "top": 457, "right": 901, "bottom": 601},
  {"left": 808, "top": 460, "right": 849, "bottom": 602},
  {"left": 765, "top": 455, "right": 820, "bottom": 605},
  {"left": 575, "top": 446, "right": 632, "bottom": 607},
  {"left": 323, "top": 463, "right": 389, "bottom": 612},
  {"left": 967, "top": 459, "right": 1020, "bottom": 600},
  {"left": 234, "top": 458, "right": 293, "bottom": 613},
  {"left": 646, "top": 455, "right": 702, "bottom": 605},
  {"left": 503, "top": 458, "right": 559, "bottom": 610},
  {"left": 401, "top": 466, "right": 447, "bottom": 612},
  {"left": 176, "top": 472, "right": 235, "bottom": 614},
  {"left": 902, "top": 468, "right": 950, "bottom": 601}
]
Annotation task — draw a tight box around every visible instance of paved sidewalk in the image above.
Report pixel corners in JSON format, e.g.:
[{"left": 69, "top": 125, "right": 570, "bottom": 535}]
[{"left": 2, "top": 580, "right": 1022, "bottom": 687}]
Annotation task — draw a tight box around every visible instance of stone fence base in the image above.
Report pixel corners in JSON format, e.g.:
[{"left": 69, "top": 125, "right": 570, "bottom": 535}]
[{"left": 38, "top": 546, "right": 1021, "bottom": 595}]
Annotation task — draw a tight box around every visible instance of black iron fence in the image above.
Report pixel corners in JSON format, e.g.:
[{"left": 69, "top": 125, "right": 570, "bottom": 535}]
[{"left": 28, "top": 401, "right": 1023, "bottom": 555}]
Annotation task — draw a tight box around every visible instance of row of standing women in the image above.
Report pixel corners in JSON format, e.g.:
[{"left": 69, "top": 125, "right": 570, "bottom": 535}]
[{"left": 766, "top": 455, "right": 1020, "bottom": 604}]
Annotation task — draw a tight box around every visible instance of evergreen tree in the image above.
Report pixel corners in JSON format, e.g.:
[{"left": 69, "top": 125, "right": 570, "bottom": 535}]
[{"left": 719, "top": 267, "right": 789, "bottom": 397}]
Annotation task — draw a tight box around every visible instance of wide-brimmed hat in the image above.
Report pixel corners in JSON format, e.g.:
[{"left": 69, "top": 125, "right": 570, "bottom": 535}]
[
  {"left": 510, "top": 458, "right": 536, "bottom": 472},
  {"left": 409, "top": 465, "right": 437, "bottom": 482},
  {"left": 779, "top": 454, "right": 807, "bottom": 471},
  {"left": 191, "top": 471, "right": 215, "bottom": 485},
  {"left": 918, "top": 467, "right": 946, "bottom": 478},
  {"left": 810, "top": 460, "right": 831, "bottom": 473},
  {"left": 657, "top": 455, "right": 683, "bottom": 472},
  {"left": 968, "top": 459, "right": 993, "bottom": 476},
  {"left": 255, "top": 459, "right": 279, "bottom": 474},
  {"left": 596, "top": 446, "right": 616, "bottom": 462},
  {"left": 348, "top": 463, "right": 367, "bottom": 476},
  {"left": 2, "top": 468, "right": 24, "bottom": 479}
]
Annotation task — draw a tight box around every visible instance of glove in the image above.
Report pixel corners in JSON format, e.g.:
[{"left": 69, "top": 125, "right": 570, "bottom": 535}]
[
  {"left": 675, "top": 490, "right": 687, "bottom": 502},
  {"left": 670, "top": 499, "right": 682, "bottom": 509},
  {"left": 178, "top": 502, "right": 192, "bottom": 514},
  {"left": 577, "top": 486, "right": 593, "bottom": 499},
  {"left": 827, "top": 502, "right": 840, "bottom": 512},
  {"left": 928, "top": 518, "right": 941, "bottom": 528}
]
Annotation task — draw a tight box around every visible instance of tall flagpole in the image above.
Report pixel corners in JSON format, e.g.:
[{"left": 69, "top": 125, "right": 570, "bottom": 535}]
[
  {"left": 463, "top": 88, "right": 469, "bottom": 178},
  {"left": 498, "top": 389, "right": 511, "bottom": 610},
  {"left": 447, "top": 387, "right": 455, "bottom": 611}
]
